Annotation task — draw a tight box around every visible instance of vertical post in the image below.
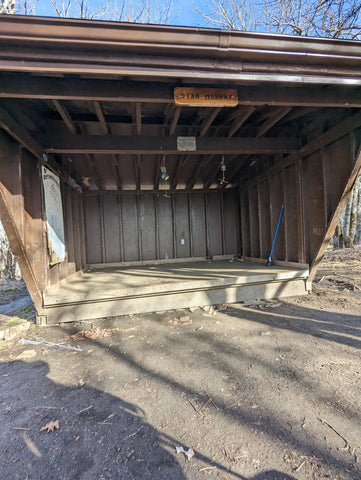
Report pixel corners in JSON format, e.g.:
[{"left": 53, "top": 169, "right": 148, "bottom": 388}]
[
  {"left": 220, "top": 191, "right": 225, "bottom": 255},
  {"left": 0, "top": 186, "right": 44, "bottom": 313},
  {"left": 171, "top": 194, "right": 176, "bottom": 258},
  {"left": 204, "top": 193, "right": 209, "bottom": 257},
  {"left": 281, "top": 168, "right": 288, "bottom": 261},
  {"left": 295, "top": 157, "right": 306, "bottom": 263},
  {"left": 136, "top": 195, "right": 142, "bottom": 261},
  {"left": 154, "top": 195, "right": 160, "bottom": 260},
  {"left": 187, "top": 193, "right": 193, "bottom": 257},
  {"left": 119, "top": 194, "right": 125, "bottom": 262},
  {"left": 309, "top": 143, "right": 361, "bottom": 282},
  {"left": 99, "top": 195, "right": 106, "bottom": 263}
]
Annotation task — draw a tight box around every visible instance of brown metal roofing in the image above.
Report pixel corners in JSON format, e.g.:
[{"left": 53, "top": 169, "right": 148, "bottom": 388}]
[{"left": 0, "top": 15, "right": 361, "bottom": 84}]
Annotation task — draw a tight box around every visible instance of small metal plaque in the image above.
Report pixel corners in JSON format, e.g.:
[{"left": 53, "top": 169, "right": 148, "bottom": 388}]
[{"left": 177, "top": 136, "right": 196, "bottom": 151}]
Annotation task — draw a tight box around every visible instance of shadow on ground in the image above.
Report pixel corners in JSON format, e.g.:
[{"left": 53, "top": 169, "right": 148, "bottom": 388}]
[{"left": 0, "top": 359, "right": 300, "bottom": 480}]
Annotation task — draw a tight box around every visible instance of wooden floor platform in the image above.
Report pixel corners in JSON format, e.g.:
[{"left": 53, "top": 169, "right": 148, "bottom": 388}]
[{"left": 43, "top": 259, "right": 309, "bottom": 324}]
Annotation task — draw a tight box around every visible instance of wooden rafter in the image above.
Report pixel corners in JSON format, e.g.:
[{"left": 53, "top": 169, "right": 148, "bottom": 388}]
[
  {"left": 256, "top": 107, "right": 292, "bottom": 137},
  {"left": 226, "top": 107, "right": 292, "bottom": 185},
  {"left": 199, "top": 107, "right": 221, "bottom": 137},
  {"left": 171, "top": 153, "right": 190, "bottom": 190},
  {"left": 186, "top": 113, "right": 223, "bottom": 190},
  {"left": 135, "top": 102, "right": 142, "bottom": 136},
  {"left": 84, "top": 154, "right": 104, "bottom": 190},
  {"left": 93, "top": 100, "right": 121, "bottom": 189},
  {"left": 154, "top": 105, "right": 182, "bottom": 190},
  {"left": 0, "top": 103, "right": 81, "bottom": 192},
  {"left": 1, "top": 99, "right": 40, "bottom": 134},
  {"left": 53, "top": 99, "right": 77, "bottom": 134},
  {"left": 227, "top": 106, "right": 255, "bottom": 137},
  {"left": 242, "top": 109, "right": 361, "bottom": 188},
  {"left": 202, "top": 107, "right": 256, "bottom": 189},
  {"left": 187, "top": 155, "right": 215, "bottom": 190},
  {"left": 129, "top": 103, "right": 143, "bottom": 189},
  {"left": 53, "top": 100, "right": 104, "bottom": 190},
  {"left": 134, "top": 154, "right": 141, "bottom": 190},
  {"left": 169, "top": 106, "right": 181, "bottom": 135},
  {"left": 93, "top": 100, "right": 109, "bottom": 135}
]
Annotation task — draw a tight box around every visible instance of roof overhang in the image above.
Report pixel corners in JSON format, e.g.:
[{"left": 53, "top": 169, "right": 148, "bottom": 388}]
[{"left": 0, "top": 15, "right": 361, "bottom": 85}]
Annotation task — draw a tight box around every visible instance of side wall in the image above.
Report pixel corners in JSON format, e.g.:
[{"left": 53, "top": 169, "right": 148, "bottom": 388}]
[
  {"left": 84, "top": 191, "right": 241, "bottom": 264},
  {"left": 240, "top": 133, "right": 360, "bottom": 269},
  {"left": 0, "top": 130, "right": 86, "bottom": 310}
]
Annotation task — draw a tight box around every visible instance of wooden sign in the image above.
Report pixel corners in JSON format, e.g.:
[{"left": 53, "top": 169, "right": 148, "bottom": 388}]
[{"left": 174, "top": 87, "right": 238, "bottom": 107}]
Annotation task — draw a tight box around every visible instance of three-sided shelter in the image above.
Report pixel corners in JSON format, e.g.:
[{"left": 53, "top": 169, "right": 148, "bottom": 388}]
[{"left": 0, "top": 15, "right": 360, "bottom": 325}]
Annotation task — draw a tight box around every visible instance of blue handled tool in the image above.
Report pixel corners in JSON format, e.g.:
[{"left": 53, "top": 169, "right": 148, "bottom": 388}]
[{"left": 267, "top": 205, "right": 284, "bottom": 267}]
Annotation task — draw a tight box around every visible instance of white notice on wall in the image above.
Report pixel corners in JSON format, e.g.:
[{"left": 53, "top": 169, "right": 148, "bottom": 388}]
[
  {"left": 177, "top": 136, "right": 196, "bottom": 151},
  {"left": 42, "top": 166, "right": 66, "bottom": 265}
]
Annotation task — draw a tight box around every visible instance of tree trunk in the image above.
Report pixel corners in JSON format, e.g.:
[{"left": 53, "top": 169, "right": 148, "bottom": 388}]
[
  {"left": 349, "top": 176, "right": 360, "bottom": 246},
  {"left": 0, "top": 220, "right": 21, "bottom": 280}
]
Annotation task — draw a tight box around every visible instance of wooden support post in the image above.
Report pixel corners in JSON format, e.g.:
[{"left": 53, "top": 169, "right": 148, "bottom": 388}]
[
  {"left": 0, "top": 184, "right": 44, "bottom": 313},
  {"left": 295, "top": 158, "right": 306, "bottom": 263},
  {"left": 308, "top": 143, "right": 361, "bottom": 283},
  {"left": 0, "top": 104, "right": 82, "bottom": 192}
]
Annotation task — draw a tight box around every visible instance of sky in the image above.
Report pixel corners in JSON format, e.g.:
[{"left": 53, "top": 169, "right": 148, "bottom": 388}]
[{"left": 32, "top": 0, "right": 210, "bottom": 28}]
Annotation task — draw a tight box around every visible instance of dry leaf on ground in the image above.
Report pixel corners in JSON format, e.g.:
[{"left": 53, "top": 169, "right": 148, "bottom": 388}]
[
  {"left": 65, "top": 327, "right": 119, "bottom": 340},
  {"left": 40, "top": 420, "right": 59, "bottom": 432}
]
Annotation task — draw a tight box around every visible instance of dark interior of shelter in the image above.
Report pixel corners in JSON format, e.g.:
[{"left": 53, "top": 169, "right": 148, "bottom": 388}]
[{"left": 0, "top": 15, "right": 360, "bottom": 324}]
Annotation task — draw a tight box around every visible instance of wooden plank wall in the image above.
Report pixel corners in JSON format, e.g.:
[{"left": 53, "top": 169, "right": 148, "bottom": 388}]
[
  {"left": 84, "top": 191, "right": 241, "bottom": 264},
  {"left": 0, "top": 130, "right": 86, "bottom": 297},
  {"left": 241, "top": 133, "right": 356, "bottom": 264}
]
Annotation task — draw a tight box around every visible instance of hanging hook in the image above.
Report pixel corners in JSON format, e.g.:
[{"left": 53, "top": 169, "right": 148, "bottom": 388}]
[{"left": 219, "top": 155, "right": 228, "bottom": 185}]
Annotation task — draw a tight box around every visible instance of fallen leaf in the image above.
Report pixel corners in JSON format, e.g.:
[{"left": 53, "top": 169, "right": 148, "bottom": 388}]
[{"left": 40, "top": 420, "right": 59, "bottom": 433}]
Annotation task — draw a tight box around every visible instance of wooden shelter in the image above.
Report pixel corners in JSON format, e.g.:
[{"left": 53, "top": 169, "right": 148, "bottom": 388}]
[{"left": 0, "top": 15, "right": 360, "bottom": 325}]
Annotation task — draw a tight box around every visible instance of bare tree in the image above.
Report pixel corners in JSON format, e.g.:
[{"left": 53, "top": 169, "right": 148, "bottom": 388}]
[
  {"left": 1, "top": 0, "right": 38, "bottom": 15},
  {"left": 194, "top": 0, "right": 258, "bottom": 31},
  {"left": 47, "top": 0, "right": 176, "bottom": 23},
  {"left": 0, "top": 0, "right": 15, "bottom": 14},
  {"left": 195, "top": 0, "right": 361, "bottom": 38},
  {"left": 262, "top": 0, "right": 361, "bottom": 39},
  {"left": 118, "top": 0, "right": 175, "bottom": 24}
]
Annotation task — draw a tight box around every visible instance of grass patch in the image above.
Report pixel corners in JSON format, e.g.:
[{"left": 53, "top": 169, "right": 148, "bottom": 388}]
[
  {"left": 2, "top": 287, "right": 22, "bottom": 293},
  {"left": 0, "top": 341, "right": 9, "bottom": 349},
  {"left": 20, "top": 305, "right": 33, "bottom": 314},
  {"left": 7, "top": 317, "right": 20, "bottom": 327}
]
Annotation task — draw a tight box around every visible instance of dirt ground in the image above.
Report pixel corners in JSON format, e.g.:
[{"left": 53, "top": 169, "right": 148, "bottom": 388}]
[{"left": 0, "top": 249, "right": 360, "bottom": 480}]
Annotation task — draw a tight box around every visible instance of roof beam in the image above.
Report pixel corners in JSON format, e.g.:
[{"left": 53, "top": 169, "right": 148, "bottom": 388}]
[
  {"left": 187, "top": 155, "right": 215, "bottom": 190},
  {"left": 0, "top": 103, "right": 82, "bottom": 192},
  {"left": 2, "top": 75, "right": 361, "bottom": 107},
  {"left": 93, "top": 100, "right": 109, "bottom": 135},
  {"left": 202, "top": 107, "right": 256, "bottom": 188},
  {"left": 41, "top": 135, "right": 299, "bottom": 155},
  {"left": 169, "top": 106, "right": 182, "bottom": 135},
  {"left": 226, "top": 107, "right": 292, "bottom": 185},
  {"left": 135, "top": 102, "right": 142, "bottom": 136},
  {"left": 54, "top": 101, "right": 104, "bottom": 190},
  {"left": 241, "top": 109, "right": 361, "bottom": 188},
  {"left": 256, "top": 107, "right": 292, "bottom": 138},
  {"left": 53, "top": 100, "right": 77, "bottom": 134},
  {"left": 227, "top": 106, "right": 255, "bottom": 137},
  {"left": 93, "top": 101, "right": 122, "bottom": 189},
  {"left": 84, "top": 154, "right": 104, "bottom": 190},
  {"left": 199, "top": 107, "right": 221, "bottom": 137}
]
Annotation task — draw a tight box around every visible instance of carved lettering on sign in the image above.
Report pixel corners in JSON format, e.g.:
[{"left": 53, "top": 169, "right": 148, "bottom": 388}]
[{"left": 174, "top": 87, "right": 238, "bottom": 107}]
